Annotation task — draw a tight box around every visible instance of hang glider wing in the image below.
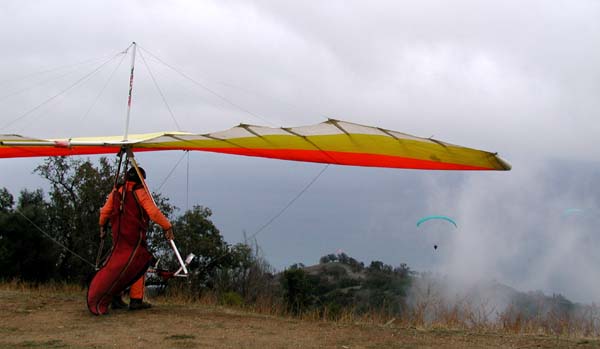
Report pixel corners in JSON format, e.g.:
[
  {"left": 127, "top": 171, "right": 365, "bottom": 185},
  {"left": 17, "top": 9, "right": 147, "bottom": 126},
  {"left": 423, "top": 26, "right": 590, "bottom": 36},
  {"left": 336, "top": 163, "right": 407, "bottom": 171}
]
[{"left": 0, "top": 119, "right": 511, "bottom": 170}]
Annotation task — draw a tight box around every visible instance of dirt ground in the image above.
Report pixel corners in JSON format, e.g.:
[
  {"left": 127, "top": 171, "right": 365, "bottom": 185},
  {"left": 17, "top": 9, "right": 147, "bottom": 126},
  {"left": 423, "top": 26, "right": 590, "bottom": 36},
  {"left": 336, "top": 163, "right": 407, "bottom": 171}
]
[{"left": 0, "top": 288, "right": 599, "bottom": 348}]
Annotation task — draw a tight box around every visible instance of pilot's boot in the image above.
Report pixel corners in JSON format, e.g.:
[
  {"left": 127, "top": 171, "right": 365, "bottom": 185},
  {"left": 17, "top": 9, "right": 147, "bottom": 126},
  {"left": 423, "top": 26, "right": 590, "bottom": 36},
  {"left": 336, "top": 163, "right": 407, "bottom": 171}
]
[
  {"left": 129, "top": 298, "right": 152, "bottom": 310},
  {"left": 111, "top": 295, "right": 128, "bottom": 309}
]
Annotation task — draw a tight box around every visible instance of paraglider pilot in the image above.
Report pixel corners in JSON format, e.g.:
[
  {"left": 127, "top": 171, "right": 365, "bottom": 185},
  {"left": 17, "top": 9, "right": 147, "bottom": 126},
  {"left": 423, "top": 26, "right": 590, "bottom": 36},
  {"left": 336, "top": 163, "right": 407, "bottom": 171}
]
[{"left": 98, "top": 166, "right": 174, "bottom": 311}]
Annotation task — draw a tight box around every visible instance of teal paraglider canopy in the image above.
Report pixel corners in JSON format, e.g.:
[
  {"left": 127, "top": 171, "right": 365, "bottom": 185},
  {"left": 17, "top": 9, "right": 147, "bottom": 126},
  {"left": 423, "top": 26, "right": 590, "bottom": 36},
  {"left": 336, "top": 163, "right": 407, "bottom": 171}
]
[
  {"left": 563, "top": 208, "right": 584, "bottom": 217},
  {"left": 416, "top": 215, "right": 457, "bottom": 228}
]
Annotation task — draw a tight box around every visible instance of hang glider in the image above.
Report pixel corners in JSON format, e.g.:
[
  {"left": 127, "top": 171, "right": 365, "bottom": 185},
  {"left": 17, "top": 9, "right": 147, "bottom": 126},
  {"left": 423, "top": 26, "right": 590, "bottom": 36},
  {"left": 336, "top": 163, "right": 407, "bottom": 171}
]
[{"left": 0, "top": 119, "right": 510, "bottom": 171}]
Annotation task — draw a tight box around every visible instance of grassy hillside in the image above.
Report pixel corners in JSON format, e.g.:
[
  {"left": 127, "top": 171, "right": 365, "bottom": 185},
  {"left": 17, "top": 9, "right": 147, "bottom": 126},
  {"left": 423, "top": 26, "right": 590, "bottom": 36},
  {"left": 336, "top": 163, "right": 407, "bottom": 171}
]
[{"left": 275, "top": 257, "right": 600, "bottom": 338}]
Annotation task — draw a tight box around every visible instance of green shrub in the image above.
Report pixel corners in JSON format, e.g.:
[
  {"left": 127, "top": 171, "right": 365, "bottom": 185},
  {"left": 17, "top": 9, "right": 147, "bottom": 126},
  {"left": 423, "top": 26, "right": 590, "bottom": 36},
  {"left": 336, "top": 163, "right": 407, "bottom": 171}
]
[{"left": 220, "top": 291, "right": 243, "bottom": 306}]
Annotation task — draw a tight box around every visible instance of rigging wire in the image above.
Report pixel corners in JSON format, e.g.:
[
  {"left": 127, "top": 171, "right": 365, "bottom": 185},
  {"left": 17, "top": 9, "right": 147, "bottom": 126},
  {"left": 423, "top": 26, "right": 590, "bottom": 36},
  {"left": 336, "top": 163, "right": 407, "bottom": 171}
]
[
  {"left": 138, "top": 49, "right": 182, "bottom": 131},
  {"left": 1, "top": 52, "right": 123, "bottom": 132},
  {"left": 137, "top": 46, "right": 329, "bottom": 124},
  {"left": 186, "top": 70, "right": 327, "bottom": 122},
  {"left": 156, "top": 150, "right": 189, "bottom": 192},
  {"left": 137, "top": 45, "right": 275, "bottom": 127},
  {"left": 0, "top": 53, "right": 118, "bottom": 89},
  {"left": 78, "top": 51, "right": 128, "bottom": 122},
  {"left": 14, "top": 208, "right": 96, "bottom": 268},
  {"left": 186, "top": 151, "right": 190, "bottom": 212},
  {"left": 194, "top": 163, "right": 329, "bottom": 276},
  {"left": 12, "top": 59, "right": 120, "bottom": 136},
  {"left": 248, "top": 164, "right": 329, "bottom": 241},
  {"left": 0, "top": 66, "right": 101, "bottom": 104}
]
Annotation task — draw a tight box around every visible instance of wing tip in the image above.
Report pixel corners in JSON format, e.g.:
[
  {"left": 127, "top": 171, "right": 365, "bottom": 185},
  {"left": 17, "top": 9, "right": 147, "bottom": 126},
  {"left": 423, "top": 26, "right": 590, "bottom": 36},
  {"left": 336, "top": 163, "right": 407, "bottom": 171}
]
[{"left": 495, "top": 155, "right": 512, "bottom": 171}]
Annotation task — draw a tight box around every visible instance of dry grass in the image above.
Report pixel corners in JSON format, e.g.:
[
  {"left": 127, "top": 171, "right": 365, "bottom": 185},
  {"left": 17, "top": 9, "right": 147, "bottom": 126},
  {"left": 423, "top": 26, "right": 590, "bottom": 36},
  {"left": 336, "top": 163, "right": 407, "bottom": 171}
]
[
  {"left": 0, "top": 279, "right": 84, "bottom": 294},
  {"left": 1, "top": 282, "right": 599, "bottom": 348},
  {"left": 158, "top": 283, "right": 600, "bottom": 338}
]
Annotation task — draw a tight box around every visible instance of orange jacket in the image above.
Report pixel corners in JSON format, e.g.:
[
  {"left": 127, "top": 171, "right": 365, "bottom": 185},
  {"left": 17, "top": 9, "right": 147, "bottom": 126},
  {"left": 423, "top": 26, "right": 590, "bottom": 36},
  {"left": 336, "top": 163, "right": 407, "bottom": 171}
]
[{"left": 99, "top": 182, "right": 172, "bottom": 230}]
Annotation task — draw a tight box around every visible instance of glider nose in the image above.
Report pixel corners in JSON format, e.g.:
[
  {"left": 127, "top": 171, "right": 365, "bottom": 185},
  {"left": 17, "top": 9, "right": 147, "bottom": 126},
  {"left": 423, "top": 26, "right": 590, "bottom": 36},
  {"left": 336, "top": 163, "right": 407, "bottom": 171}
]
[
  {"left": 492, "top": 153, "right": 511, "bottom": 171},
  {"left": 498, "top": 157, "right": 511, "bottom": 171}
]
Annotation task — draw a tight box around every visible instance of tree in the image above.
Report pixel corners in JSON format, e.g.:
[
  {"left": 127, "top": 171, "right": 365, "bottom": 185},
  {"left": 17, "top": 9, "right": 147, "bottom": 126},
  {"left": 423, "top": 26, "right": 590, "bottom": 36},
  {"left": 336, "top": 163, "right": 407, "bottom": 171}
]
[
  {"left": 0, "top": 188, "right": 58, "bottom": 282},
  {"left": 0, "top": 188, "right": 13, "bottom": 213},
  {"left": 2, "top": 156, "right": 275, "bottom": 300},
  {"left": 320, "top": 254, "right": 337, "bottom": 264},
  {"left": 281, "top": 267, "right": 315, "bottom": 315},
  {"left": 218, "top": 240, "right": 275, "bottom": 303},
  {"left": 144, "top": 192, "right": 176, "bottom": 258},
  {"left": 159, "top": 205, "right": 229, "bottom": 292},
  {"left": 34, "top": 156, "right": 116, "bottom": 281}
]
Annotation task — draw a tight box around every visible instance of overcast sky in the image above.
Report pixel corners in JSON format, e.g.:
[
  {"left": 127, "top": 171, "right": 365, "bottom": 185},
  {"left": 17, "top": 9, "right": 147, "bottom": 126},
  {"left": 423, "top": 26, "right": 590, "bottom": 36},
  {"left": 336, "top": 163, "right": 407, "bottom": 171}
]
[{"left": 1, "top": 1, "right": 600, "bottom": 303}]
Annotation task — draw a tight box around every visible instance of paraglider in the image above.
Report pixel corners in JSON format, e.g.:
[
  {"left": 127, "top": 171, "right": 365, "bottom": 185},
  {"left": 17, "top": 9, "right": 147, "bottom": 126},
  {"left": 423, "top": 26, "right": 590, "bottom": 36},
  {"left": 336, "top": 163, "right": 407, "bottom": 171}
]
[
  {"left": 417, "top": 215, "right": 457, "bottom": 250},
  {"left": 563, "top": 208, "right": 584, "bottom": 217},
  {"left": 416, "top": 215, "right": 458, "bottom": 228}
]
